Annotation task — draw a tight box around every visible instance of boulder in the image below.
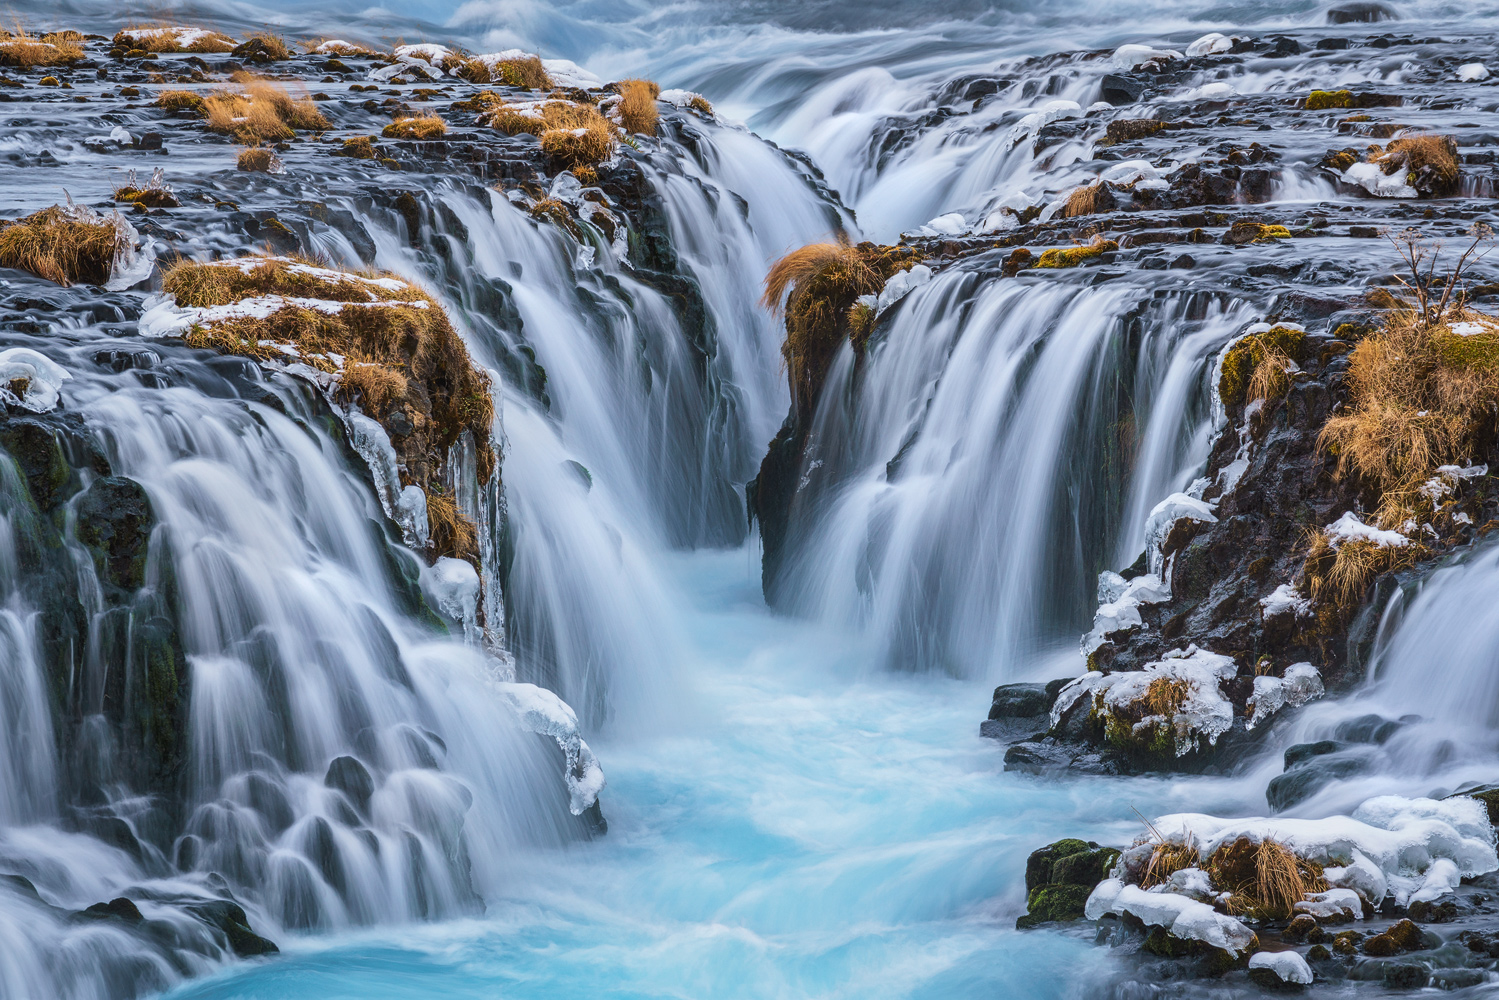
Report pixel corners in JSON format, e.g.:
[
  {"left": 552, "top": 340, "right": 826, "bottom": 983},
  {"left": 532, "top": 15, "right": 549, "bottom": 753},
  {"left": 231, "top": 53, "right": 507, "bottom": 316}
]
[
  {"left": 74, "top": 476, "right": 155, "bottom": 594},
  {"left": 1017, "top": 839, "right": 1121, "bottom": 928}
]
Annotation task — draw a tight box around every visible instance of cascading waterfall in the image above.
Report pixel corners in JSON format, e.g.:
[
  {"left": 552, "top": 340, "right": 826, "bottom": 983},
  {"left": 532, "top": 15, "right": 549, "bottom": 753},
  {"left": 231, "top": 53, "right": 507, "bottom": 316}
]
[{"left": 775, "top": 270, "right": 1252, "bottom": 678}]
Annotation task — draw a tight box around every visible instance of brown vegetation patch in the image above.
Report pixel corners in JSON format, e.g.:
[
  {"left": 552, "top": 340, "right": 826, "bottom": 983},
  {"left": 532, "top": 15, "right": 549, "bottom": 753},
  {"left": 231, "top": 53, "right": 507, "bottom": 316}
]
[
  {"left": 114, "top": 26, "right": 237, "bottom": 54},
  {"left": 236, "top": 147, "right": 281, "bottom": 172},
  {"left": 163, "top": 256, "right": 495, "bottom": 488},
  {"left": 1139, "top": 838, "right": 1200, "bottom": 889},
  {"left": 382, "top": 115, "right": 446, "bottom": 139},
  {"left": 335, "top": 135, "right": 378, "bottom": 159},
  {"left": 1207, "top": 837, "right": 1327, "bottom": 920},
  {"left": 113, "top": 168, "right": 179, "bottom": 208},
  {"left": 0, "top": 205, "right": 126, "bottom": 286},
  {"left": 233, "top": 32, "right": 291, "bottom": 61},
  {"left": 459, "top": 53, "right": 552, "bottom": 90},
  {"left": 1059, "top": 182, "right": 1115, "bottom": 219},
  {"left": 0, "top": 30, "right": 85, "bottom": 67},
  {"left": 616, "top": 78, "right": 660, "bottom": 135},
  {"left": 425, "top": 488, "right": 480, "bottom": 565},
  {"left": 206, "top": 79, "right": 330, "bottom": 144},
  {"left": 1375, "top": 134, "right": 1460, "bottom": 196},
  {"left": 688, "top": 95, "right": 714, "bottom": 116},
  {"left": 155, "top": 89, "right": 205, "bottom": 114}
]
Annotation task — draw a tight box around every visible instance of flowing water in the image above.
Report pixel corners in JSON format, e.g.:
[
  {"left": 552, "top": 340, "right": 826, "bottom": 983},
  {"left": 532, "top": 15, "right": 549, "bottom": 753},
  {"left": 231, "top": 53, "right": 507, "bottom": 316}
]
[{"left": 1, "top": 0, "right": 1498, "bottom": 997}]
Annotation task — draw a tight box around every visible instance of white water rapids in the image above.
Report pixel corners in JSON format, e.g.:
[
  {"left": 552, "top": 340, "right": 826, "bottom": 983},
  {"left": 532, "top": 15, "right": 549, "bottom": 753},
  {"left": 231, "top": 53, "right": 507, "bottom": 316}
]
[{"left": 1, "top": 0, "right": 1498, "bottom": 998}]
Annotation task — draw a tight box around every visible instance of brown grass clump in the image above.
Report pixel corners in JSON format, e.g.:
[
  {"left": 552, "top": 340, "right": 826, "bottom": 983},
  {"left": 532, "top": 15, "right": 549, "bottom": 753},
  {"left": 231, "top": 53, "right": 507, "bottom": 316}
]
[
  {"left": 688, "top": 95, "right": 713, "bottom": 116},
  {"left": 236, "top": 147, "right": 281, "bottom": 172},
  {"left": 1302, "top": 530, "right": 1420, "bottom": 611},
  {"left": 336, "top": 135, "right": 377, "bottom": 159},
  {"left": 1376, "top": 134, "right": 1459, "bottom": 196},
  {"left": 1207, "top": 837, "right": 1327, "bottom": 920},
  {"left": 235, "top": 31, "right": 291, "bottom": 61},
  {"left": 572, "top": 164, "right": 598, "bottom": 186},
  {"left": 0, "top": 205, "right": 126, "bottom": 286},
  {"left": 458, "top": 54, "right": 552, "bottom": 89},
  {"left": 114, "top": 26, "right": 237, "bottom": 54},
  {"left": 156, "top": 89, "right": 205, "bottom": 114},
  {"left": 0, "top": 29, "right": 85, "bottom": 67},
  {"left": 616, "top": 78, "right": 660, "bottom": 135},
  {"left": 1143, "top": 675, "right": 1190, "bottom": 718},
  {"left": 537, "top": 102, "right": 615, "bottom": 167},
  {"left": 164, "top": 256, "right": 495, "bottom": 487},
  {"left": 113, "top": 168, "right": 179, "bottom": 208},
  {"left": 1059, "top": 183, "right": 1114, "bottom": 219},
  {"left": 1139, "top": 838, "right": 1201, "bottom": 889},
  {"left": 207, "top": 80, "right": 329, "bottom": 143},
  {"left": 382, "top": 116, "right": 446, "bottom": 140},
  {"left": 528, "top": 197, "right": 580, "bottom": 239},
  {"left": 762, "top": 242, "right": 923, "bottom": 409},
  {"left": 340, "top": 361, "right": 408, "bottom": 411},
  {"left": 425, "top": 488, "right": 480, "bottom": 565}
]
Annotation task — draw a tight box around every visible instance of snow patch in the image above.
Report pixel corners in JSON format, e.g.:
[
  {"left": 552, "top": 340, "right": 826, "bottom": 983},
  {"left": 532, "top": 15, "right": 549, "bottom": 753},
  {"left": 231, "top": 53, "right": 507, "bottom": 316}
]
[
  {"left": 876, "top": 264, "right": 933, "bottom": 312},
  {"left": 1458, "top": 63, "right": 1490, "bottom": 82},
  {"left": 1248, "top": 950, "right": 1313, "bottom": 985},
  {"left": 1112, "top": 44, "right": 1183, "bottom": 70},
  {"left": 1086, "top": 879, "right": 1255, "bottom": 953},
  {"left": 1343, "top": 161, "right": 1417, "bottom": 198},
  {"left": 1325, "top": 511, "right": 1408, "bottom": 548},
  {"left": 1053, "top": 645, "right": 1238, "bottom": 755},
  {"left": 494, "top": 681, "right": 606, "bottom": 814},
  {"left": 1081, "top": 572, "right": 1170, "bottom": 654},
  {"left": 1185, "top": 33, "right": 1238, "bottom": 57},
  {"left": 0, "top": 348, "right": 70, "bottom": 412},
  {"left": 1259, "top": 584, "right": 1311, "bottom": 620}
]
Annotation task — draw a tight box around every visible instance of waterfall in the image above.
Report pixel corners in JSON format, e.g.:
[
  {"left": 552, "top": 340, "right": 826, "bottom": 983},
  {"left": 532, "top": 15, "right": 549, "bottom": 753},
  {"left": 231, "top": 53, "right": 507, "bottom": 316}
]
[{"left": 772, "top": 268, "right": 1252, "bottom": 678}]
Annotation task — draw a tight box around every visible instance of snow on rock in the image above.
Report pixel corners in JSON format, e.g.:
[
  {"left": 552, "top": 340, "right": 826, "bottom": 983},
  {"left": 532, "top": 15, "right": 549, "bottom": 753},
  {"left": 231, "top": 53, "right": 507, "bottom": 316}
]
[
  {"left": 1081, "top": 571, "right": 1170, "bottom": 654},
  {"left": 371, "top": 55, "right": 445, "bottom": 82},
  {"left": 1185, "top": 32, "right": 1238, "bottom": 57},
  {"left": 1325, "top": 511, "right": 1408, "bottom": 548},
  {"left": 1410, "top": 857, "right": 1461, "bottom": 904},
  {"left": 393, "top": 43, "right": 454, "bottom": 64},
  {"left": 1259, "top": 583, "right": 1311, "bottom": 620},
  {"left": 1053, "top": 645, "right": 1238, "bottom": 755},
  {"left": 980, "top": 190, "right": 1038, "bottom": 232},
  {"left": 1184, "top": 81, "right": 1236, "bottom": 101},
  {"left": 115, "top": 26, "right": 233, "bottom": 49},
  {"left": 0, "top": 348, "right": 70, "bottom": 412},
  {"left": 494, "top": 681, "right": 606, "bottom": 814},
  {"left": 1245, "top": 662, "right": 1324, "bottom": 729},
  {"left": 1248, "top": 950, "right": 1313, "bottom": 985},
  {"left": 1149, "top": 794, "right": 1498, "bottom": 906},
  {"left": 1086, "top": 879, "right": 1256, "bottom": 953},
  {"left": 542, "top": 58, "right": 602, "bottom": 89},
  {"left": 1162, "top": 866, "right": 1217, "bottom": 902},
  {"left": 1112, "top": 44, "right": 1183, "bottom": 70},
  {"left": 914, "top": 212, "right": 968, "bottom": 237},
  {"left": 1343, "top": 160, "right": 1417, "bottom": 198},
  {"left": 1144, "top": 492, "right": 1217, "bottom": 575},
  {"left": 658, "top": 88, "right": 710, "bottom": 110},
  {"left": 1325, "top": 848, "right": 1387, "bottom": 905},
  {"left": 1007, "top": 100, "right": 1083, "bottom": 147},
  {"left": 314, "top": 39, "right": 366, "bottom": 54},
  {"left": 876, "top": 264, "right": 933, "bottom": 313},
  {"left": 1459, "top": 63, "right": 1490, "bottom": 82},
  {"left": 1294, "top": 887, "right": 1363, "bottom": 921},
  {"left": 1099, "top": 159, "right": 1169, "bottom": 190}
]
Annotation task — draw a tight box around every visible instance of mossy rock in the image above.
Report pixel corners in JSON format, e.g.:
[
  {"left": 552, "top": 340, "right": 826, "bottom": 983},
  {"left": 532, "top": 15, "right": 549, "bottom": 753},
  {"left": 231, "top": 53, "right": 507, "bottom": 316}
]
[
  {"left": 1017, "top": 839, "right": 1121, "bottom": 928},
  {"left": 0, "top": 420, "right": 71, "bottom": 510},
  {"left": 1305, "top": 89, "right": 1354, "bottom": 110},
  {"left": 1219, "top": 325, "right": 1307, "bottom": 407},
  {"left": 1016, "top": 884, "right": 1093, "bottom": 928},
  {"left": 1034, "top": 240, "right": 1118, "bottom": 269},
  {"left": 75, "top": 476, "right": 155, "bottom": 593},
  {"left": 1024, "top": 838, "right": 1093, "bottom": 890}
]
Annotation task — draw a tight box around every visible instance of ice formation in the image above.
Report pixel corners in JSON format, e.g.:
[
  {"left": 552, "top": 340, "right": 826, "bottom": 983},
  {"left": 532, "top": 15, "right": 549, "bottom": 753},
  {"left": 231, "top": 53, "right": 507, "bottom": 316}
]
[
  {"left": 494, "top": 682, "right": 606, "bottom": 814},
  {"left": 0, "top": 348, "right": 71, "bottom": 413},
  {"left": 1248, "top": 950, "right": 1313, "bottom": 984},
  {"left": 1052, "top": 645, "right": 1238, "bottom": 755},
  {"left": 1085, "top": 880, "right": 1257, "bottom": 953},
  {"left": 1245, "top": 662, "right": 1323, "bottom": 729}
]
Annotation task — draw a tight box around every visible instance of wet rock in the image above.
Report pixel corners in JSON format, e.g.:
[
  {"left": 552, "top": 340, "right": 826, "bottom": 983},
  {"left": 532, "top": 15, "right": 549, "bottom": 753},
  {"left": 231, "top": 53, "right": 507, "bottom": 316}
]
[
  {"left": 1363, "top": 918, "right": 1422, "bottom": 955},
  {"left": 1100, "top": 74, "right": 1145, "bottom": 106},
  {"left": 1018, "top": 839, "right": 1121, "bottom": 929},
  {"left": 81, "top": 897, "right": 144, "bottom": 924},
  {"left": 74, "top": 476, "right": 154, "bottom": 594},
  {"left": 1326, "top": 1, "right": 1398, "bottom": 22},
  {"left": 325, "top": 755, "right": 375, "bottom": 816},
  {"left": 186, "top": 899, "right": 278, "bottom": 957},
  {"left": 988, "top": 683, "right": 1051, "bottom": 720}
]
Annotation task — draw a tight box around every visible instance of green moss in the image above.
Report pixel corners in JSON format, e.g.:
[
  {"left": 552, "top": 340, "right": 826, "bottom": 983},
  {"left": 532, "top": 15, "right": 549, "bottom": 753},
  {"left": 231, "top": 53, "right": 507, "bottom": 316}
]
[
  {"left": 1016, "top": 885, "right": 1093, "bottom": 928},
  {"left": 1219, "top": 326, "right": 1305, "bottom": 407},
  {"left": 1017, "top": 840, "right": 1121, "bottom": 929},
  {"left": 1034, "top": 239, "right": 1118, "bottom": 269},
  {"left": 1306, "top": 89, "right": 1354, "bottom": 110},
  {"left": 1434, "top": 327, "right": 1499, "bottom": 370}
]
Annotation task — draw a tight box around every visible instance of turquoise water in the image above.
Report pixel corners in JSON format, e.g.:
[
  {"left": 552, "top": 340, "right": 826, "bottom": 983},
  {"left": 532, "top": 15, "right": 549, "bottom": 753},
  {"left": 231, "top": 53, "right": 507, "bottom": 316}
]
[{"left": 160, "top": 549, "right": 1255, "bottom": 1000}]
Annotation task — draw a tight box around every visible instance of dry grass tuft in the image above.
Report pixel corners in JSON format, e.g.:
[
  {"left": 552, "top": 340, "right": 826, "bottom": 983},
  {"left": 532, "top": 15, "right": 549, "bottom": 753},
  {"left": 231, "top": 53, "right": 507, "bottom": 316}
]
[
  {"left": 236, "top": 31, "right": 290, "bottom": 61},
  {"left": 0, "top": 205, "right": 125, "bottom": 286},
  {"left": 1302, "top": 530, "right": 1420, "bottom": 611},
  {"left": 382, "top": 115, "right": 446, "bottom": 140},
  {"left": 688, "top": 94, "right": 714, "bottom": 116},
  {"left": 460, "top": 53, "right": 551, "bottom": 89},
  {"left": 616, "top": 78, "right": 660, "bottom": 135},
  {"left": 1207, "top": 837, "right": 1327, "bottom": 920},
  {"left": 425, "top": 489, "right": 480, "bottom": 565},
  {"left": 207, "top": 79, "right": 329, "bottom": 143},
  {"left": 164, "top": 256, "right": 495, "bottom": 488},
  {"left": 1143, "top": 675, "right": 1190, "bottom": 719},
  {"left": 1220, "top": 325, "right": 1305, "bottom": 408},
  {"left": 1060, "top": 182, "right": 1113, "bottom": 219},
  {"left": 1139, "top": 838, "right": 1200, "bottom": 889},
  {"left": 156, "top": 89, "right": 205, "bottom": 114},
  {"left": 0, "top": 29, "right": 84, "bottom": 67},
  {"left": 114, "top": 167, "right": 179, "bottom": 208},
  {"left": 536, "top": 102, "right": 615, "bottom": 167},
  {"left": 336, "top": 135, "right": 378, "bottom": 159},
  {"left": 1376, "top": 134, "right": 1459, "bottom": 195},
  {"left": 114, "top": 26, "right": 237, "bottom": 54},
  {"left": 236, "top": 147, "right": 281, "bottom": 172}
]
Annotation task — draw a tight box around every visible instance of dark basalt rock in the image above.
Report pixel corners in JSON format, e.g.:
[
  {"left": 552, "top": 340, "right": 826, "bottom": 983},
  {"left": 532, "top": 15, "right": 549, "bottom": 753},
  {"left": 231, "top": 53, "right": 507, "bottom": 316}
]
[
  {"left": 1100, "top": 74, "right": 1145, "bottom": 106},
  {"left": 325, "top": 755, "right": 375, "bottom": 816},
  {"left": 186, "top": 899, "right": 279, "bottom": 957},
  {"left": 1017, "top": 839, "right": 1120, "bottom": 929},
  {"left": 1326, "top": 1, "right": 1399, "bottom": 23},
  {"left": 75, "top": 476, "right": 154, "bottom": 595}
]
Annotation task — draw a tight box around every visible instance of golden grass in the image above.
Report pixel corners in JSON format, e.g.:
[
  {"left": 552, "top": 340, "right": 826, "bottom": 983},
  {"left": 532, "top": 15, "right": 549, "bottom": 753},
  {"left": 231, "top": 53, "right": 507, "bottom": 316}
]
[
  {"left": 1376, "top": 134, "right": 1459, "bottom": 193},
  {"left": 237, "top": 31, "right": 290, "bottom": 60},
  {"left": 114, "top": 26, "right": 237, "bottom": 54},
  {"left": 337, "top": 135, "right": 377, "bottom": 159},
  {"left": 688, "top": 95, "right": 713, "bottom": 116},
  {"left": 1143, "top": 675, "right": 1190, "bottom": 718},
  {"left": 1220, "top": 325, "right": 1304, "bottom": 408},
  {"left": 1302, "top": 530, "right": 1420, "bottom": 611},
  {"left": 459, "top": 53, "right": 552, "bottom": 89},
  {"left": 0, "top": 205, "right": 123, "bottom": 286},
  {"left": 1246, "top": 338, "right": 1294, "bottom": 403},
  {"left": 382, "top": 115, "right": 446, "bottom": 139},
  {"left": 424, "top": 488, "right": 480, "bottom": 565},
  {"left": 156, "top": 89, "right": 205, "bottom": 113},
  {"left": 164, "top": 256, "right": 495, "bottom": 486},
  {"left": 1207, "top": 837, "right": 1327, "bottom": 920},
  {"left": 572, "top": 164, "right": 598, "bottom": 186},
  {"left": 1059, "top": 183, "right": 1111, "bottom": 219},
  {"left": 763, "top": 242, "right": 883, "bottom": 406},
  {"left": 341, "top": 361, "right": 408, "bottom": 411},
  {"left": 0, "top": 30, "right": 84, "bottom": 67},
  {"left": 1139, "top": 838, "right": 1200, "bottom": 889},
  {"left": 206, "top": 80, "right": 329, "bottom": 144},
  {"left": 616, "top": 78, "right": 660, "bottom": 135},
  {"left": 1320, "top": 305, "right": 1499, "bottom": 489},
  {"left": 537, "top": 102, "right": 615, "bottom": 167},
  {"left": 528, "top": 197, "right": 580, "bottom": 239},
  {"left": 236, "top": 147, "right": 280, "bottom": 172},
  {"left": 113, "top": 168, "right": 179, "bottom": 208}
]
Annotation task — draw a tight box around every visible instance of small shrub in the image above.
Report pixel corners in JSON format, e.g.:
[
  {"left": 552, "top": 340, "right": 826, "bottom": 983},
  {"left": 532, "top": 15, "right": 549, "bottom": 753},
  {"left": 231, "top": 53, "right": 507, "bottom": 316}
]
[
  {"left": 156, "top": 89, "right": 205, "bottom": 113},
  {"left": 336, "top": 135, "right": 377, "bottom": 159},
  {"left": 382, "top": 116, "right": 446, "bottom": 139},
  {"left": 461, "top": 54, "right": 552, "bottom": 89},
  {"left": 0, "top": 204, "right": 128, "bottom": 286},
  {"left": 1033, "top": 236, "right": 1119, "bottom": 269},
  {"left": 616, "top": 78, "right": 660, "bottom": 135},
  {"left": 237, "top": 147, "right": 281, "bottom": 172},
  {"left": 571, "top": 164, "right": 598, "bottom": 186},
  {"left": 114, "top": 167, "right": 179, "bottom": 208},
  {"left": 1139, "top": 838, "right": 1200, "bottom": 889},
  {"left": 1059, "top": 182, "right": 1114, "bottom": 219},
  {"left": 1305, "top": 89, "right": 1354, "bottom": 110}
]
